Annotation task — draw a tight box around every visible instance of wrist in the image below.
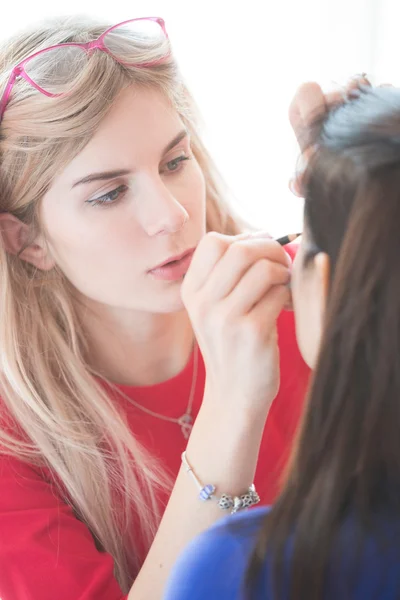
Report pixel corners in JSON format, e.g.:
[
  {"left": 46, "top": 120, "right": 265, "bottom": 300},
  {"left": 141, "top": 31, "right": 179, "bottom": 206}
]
[
  {"left": 200, "top": 380, "right": 271, "bottom": 431},
  {"left": 187, "top": 400, "right": 266, "bottom": 496}
]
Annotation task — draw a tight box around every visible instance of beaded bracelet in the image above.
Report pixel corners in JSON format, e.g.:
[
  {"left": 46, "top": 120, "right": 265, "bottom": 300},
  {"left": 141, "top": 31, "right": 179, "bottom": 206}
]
[{"left": 181, "top": 451, "right": 260, "bottom": 514}]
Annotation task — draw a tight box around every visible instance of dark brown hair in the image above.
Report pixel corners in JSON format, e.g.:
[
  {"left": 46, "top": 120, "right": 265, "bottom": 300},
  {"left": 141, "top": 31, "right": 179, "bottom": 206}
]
[{"left": 248, "top": 86, "right": 400, "bottom": 599}]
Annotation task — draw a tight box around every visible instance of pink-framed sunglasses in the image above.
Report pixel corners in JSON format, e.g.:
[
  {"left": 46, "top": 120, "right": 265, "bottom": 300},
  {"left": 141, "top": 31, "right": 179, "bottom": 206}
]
[{"left": 0, "top": 17, "right": 170, "bottom": 122}]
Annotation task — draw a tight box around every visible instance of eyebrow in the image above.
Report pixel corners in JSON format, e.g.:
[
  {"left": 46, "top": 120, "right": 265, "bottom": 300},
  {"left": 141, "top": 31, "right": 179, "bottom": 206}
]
[
  {"left": 163, "top": 129, "right": 188, "bottom": 155},
  {"left": 71, "top": 129, "right": 189, "bottom": 188}
]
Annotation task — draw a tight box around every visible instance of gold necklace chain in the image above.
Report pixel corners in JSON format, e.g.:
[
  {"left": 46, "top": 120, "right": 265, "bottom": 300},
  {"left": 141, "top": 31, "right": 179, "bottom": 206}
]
[{"left": 125, "top": 344, "right": 199, "bottom": 440}]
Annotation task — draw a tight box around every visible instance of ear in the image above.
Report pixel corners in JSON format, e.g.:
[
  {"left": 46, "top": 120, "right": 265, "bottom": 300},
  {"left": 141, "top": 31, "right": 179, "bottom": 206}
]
[
  {"left": 314, "top": 251, "right": 330, "bottom": 318},
  {"left": 0, "top": 213, "right": 55, "bottom": 271}
]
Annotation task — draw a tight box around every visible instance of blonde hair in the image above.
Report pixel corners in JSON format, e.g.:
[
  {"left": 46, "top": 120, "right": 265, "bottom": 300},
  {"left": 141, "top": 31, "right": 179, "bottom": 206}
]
[{"left": 0, "top": 16, "right": 243, "bottom": 591}]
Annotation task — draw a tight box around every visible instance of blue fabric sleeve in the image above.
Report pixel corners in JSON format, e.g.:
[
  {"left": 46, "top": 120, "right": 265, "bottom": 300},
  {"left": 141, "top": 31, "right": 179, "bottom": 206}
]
[
  {"left": 164, "top": 507, "right": 270, "bottom": 600},
  {"left": 164, "top": 506, "right": 400, "bottom": 600}
]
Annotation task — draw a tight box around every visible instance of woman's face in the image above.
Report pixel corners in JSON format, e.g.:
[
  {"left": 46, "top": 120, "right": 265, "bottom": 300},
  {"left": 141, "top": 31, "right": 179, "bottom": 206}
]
[
  {"left": 40, "top": 86, "right": 207, "bottom": 314},
  {"left": 291, "top": 227, "right": 330, "bottom": 369}
]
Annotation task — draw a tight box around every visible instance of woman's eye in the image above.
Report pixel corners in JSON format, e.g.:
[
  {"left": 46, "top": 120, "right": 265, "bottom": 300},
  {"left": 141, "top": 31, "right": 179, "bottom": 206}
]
[
  {"left": 163, "top": 155, "right": 191, "bottom": 174},
  {"left": 86, "top": 184, "right": 128, "bottom": 207}
]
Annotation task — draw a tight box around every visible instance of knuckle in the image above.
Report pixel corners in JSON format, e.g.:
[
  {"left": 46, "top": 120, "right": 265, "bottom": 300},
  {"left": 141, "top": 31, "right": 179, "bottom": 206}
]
[
  {"left": 228, "top": 241, "right": 251, "bottom": 264},
  {"left": 198, "top": 232, "right": 228, "bottom": 261},
  {"left": 251, "top": 259, "right": 273, "bottom": 283},
  {"left": 259, "top": 259, "right": 273, "bottom": 278},
  {"left": 204, "top": 231, "right": 226, "bottom": 250}
]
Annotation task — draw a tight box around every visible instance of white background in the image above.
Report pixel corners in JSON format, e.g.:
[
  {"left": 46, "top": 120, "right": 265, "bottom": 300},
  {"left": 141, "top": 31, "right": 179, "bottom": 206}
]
[{"left": 1, "top": 0, "right": 398, "bottom": 236}]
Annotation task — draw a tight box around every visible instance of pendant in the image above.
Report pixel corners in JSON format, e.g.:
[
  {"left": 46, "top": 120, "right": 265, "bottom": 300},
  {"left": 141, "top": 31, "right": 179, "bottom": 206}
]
[{"left": 178, "top": 413, "right": 193, "bottom": 440}]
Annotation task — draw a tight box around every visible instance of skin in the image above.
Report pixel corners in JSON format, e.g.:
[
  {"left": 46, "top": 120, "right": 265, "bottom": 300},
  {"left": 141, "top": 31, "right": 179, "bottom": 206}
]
[
  {"left": 40, "top": 87, "right": 207, "bottom": 314},
  {"left": 291, "top": 227, "right": 330, "bottom": 368},
  {"left": 1, "top": 86, "right": 207, "bottom": 385}
]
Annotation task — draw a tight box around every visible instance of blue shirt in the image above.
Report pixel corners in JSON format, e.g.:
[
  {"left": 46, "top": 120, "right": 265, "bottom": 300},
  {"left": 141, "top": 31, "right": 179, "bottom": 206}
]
[{"left": 164, "top": 507, "right": 400, "bottom": 600}]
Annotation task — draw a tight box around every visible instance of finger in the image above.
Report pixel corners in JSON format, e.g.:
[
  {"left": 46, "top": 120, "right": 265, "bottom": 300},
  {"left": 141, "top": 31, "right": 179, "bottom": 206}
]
[
  {"left": 223, "top": 258, "right": 291, "bottom": 316},
  {"left": 184, "top": 231, "right": 272, "bottom": 293},
  {"left": 288, "top": 76, "right": 373, "bottom": 198},
  {"left": 247, "top": 284, "right": 291, "bottom": 333},
  {"left": 183, "top": 233, "right": 228, "bottom": 293},
  {"left": 324, "top": 87, "right": 344, "bottom": 108},
  {"left": 289, "top": 143, "right": 315, "bottom": 197},
  {"left": 289, "top": 82, "right": 326, "bottom": 150},
  {"left": 202, "top": 239, "right": 291, "bottom": 301},
  {"left": 342, "top": 74, "right": 372, "bottom": 100},
  {"left": 347, "top": 73, "right": 371, "bottom": 88}
]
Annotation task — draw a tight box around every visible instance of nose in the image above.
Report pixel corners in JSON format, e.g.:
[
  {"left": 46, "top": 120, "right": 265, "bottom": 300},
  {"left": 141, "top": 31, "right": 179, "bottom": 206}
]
[{"left": 136, "top": 176, "right": 189, "bottom": 237}]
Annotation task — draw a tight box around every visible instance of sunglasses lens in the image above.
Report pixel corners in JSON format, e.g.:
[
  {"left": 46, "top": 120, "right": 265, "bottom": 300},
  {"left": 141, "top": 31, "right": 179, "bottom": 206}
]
[
  {"left": 103, "top": 19, "right": 169, "bottom": 65},
  {"left": 24, "top": 46, "right": 88, "bottom": 95},
  {"left": 19, "top": 20, "right": 168, "bottom": 101}
]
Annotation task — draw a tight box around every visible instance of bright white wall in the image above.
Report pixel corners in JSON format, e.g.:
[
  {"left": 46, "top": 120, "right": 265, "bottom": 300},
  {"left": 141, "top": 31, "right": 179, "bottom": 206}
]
[
  {"left": 0, "top": 0, "right": 386, "bottom": 235},
  {"left": 369, "top": 0, "right": 400, "bottom": 85}
]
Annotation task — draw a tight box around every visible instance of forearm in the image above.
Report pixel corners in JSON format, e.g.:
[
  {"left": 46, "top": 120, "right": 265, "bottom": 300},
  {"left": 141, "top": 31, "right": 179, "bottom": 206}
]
[{"left": 128, "top": 400, "right": 266, "bottom": 600}]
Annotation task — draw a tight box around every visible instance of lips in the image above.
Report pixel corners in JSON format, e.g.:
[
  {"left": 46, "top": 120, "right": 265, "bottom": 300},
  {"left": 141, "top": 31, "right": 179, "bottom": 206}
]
[{"left": 149, "top": 248, "right": 195, "bottom": 282}]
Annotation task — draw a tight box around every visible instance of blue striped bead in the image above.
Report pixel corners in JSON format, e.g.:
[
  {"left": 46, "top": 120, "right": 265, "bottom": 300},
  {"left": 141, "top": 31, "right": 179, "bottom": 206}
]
[{"left": 199, "top": 484, "right": 215, "bottom": 501}]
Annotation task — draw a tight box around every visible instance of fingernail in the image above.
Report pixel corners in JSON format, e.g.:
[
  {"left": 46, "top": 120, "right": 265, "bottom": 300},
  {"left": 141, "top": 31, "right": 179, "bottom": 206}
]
[
  {"left": 353, "top": 72, "right": 371, "bottom": 86},
  {"left": 347, "top": 88, "right": 361, "bottom": 99}
]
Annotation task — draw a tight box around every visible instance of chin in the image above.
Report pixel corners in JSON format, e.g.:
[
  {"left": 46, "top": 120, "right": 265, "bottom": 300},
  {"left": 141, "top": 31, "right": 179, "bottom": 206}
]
[
  {"left": 159, "top": 297, "right": 186, "bottom": 314},
  {"left": 145, "top": 283, "right": 186, "bottom": 314}
]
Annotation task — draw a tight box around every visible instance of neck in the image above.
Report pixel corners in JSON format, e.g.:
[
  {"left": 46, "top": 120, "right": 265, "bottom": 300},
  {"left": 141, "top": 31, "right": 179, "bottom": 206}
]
[{"left": 79, "top": 301, "right": 194, "bottom": 387}]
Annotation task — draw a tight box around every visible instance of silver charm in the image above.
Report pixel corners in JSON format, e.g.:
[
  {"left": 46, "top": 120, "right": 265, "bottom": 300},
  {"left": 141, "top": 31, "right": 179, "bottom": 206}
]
[
  {"left": 240, "top": 493, "right": 253, "bottom": 508},
  {"left": 231, "top": 496, "right": 243, "bottom": 514},
  {"left": 218, "top": 494, "right": 234, "bottom": 511}
]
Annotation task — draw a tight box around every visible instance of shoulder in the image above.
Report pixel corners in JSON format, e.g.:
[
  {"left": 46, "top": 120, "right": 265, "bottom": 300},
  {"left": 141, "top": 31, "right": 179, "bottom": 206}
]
[
  {"left": 165, "top": 509, "right": 400, "bottom": 600},
  {"left": 327, "top": 518, "right": 400, "bottom": 600},
  {"left": 164, "top": 507, "right": 272, "bottom": 600},
  {"left": 0, "top": 398, "right": 62, "bottom": 505},
  {"left": 0, "top": 451, "right": 124, "bottom": 600}
]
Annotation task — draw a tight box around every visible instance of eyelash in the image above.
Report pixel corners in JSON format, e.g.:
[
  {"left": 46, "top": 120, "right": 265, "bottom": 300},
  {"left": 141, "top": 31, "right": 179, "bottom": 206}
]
[
  {"left": 86, "top": 184, "right": 129, "bottom": 207},
  {"left": 161, "top": 154, "right": 192, "bottom": 174},
  {"left": 86, "top": 155, "right": 192, "bottom": 207}
]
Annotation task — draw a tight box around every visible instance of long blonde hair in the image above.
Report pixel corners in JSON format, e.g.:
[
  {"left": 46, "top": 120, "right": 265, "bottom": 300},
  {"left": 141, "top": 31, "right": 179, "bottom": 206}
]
[{"left": 0, "top": 16, "right": 243, "bottom": 591}]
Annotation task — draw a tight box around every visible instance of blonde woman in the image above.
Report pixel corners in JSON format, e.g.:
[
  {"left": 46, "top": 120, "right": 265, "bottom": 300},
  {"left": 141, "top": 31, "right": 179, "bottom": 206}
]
[{"left": 0, "top": 16, "right": 309, "bottom": 600}]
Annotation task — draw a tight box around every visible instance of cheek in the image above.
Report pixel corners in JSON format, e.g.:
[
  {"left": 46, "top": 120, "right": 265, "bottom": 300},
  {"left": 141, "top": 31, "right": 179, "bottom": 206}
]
[
  {"left": 292, "top": 259, "right": 319, "bottom": 368},
  {"left": 178, "top": 159, "right": 206, "bottom": 221},
  {"left": 41, "top": 200, "right": 93, "bottom": 265},
  {"left": 40, "top": 194, "right": 142, "bottom": 281}
]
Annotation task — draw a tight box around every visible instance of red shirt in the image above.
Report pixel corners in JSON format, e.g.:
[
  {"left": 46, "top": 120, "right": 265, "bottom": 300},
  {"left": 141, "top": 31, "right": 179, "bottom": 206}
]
[{"left": 0, "top": 247, "right": 309, "bottom": 600}]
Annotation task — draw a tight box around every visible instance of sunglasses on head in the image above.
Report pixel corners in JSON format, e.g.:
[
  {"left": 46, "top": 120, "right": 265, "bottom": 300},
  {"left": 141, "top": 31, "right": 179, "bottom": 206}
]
[{"left": 0, "top": 17, "right": 170, "bottom": 122}]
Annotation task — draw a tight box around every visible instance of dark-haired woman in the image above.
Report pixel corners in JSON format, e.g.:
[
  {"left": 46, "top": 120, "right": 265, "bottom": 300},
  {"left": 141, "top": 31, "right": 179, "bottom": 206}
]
[{"left": 164, "top": 84, "right": 400, "bottom": 600}]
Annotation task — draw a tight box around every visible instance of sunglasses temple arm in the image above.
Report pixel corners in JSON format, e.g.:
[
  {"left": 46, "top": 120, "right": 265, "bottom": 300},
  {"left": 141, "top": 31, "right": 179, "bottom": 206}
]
[{"left": 0, "top": 71, "right": 18, "bottom": 121}]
